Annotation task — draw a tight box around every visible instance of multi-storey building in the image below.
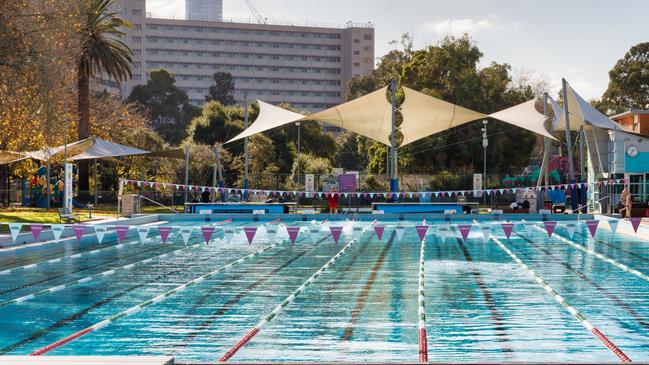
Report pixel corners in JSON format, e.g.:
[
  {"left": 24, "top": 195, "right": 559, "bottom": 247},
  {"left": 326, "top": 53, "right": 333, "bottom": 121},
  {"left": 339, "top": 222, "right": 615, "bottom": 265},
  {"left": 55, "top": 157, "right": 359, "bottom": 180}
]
[
  {"left": 186, "top": 0, "right": 223, "bottom": 21},
  {"left": 112, "top": 0, "right": 375, "bottom": 112}
]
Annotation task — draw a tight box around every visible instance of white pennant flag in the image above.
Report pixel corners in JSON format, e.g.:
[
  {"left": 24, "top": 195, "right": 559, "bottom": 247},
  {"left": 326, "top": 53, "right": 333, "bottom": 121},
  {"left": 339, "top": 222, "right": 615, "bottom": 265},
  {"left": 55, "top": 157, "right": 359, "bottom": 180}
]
[
  {"left": 565, "top": 223, "right": 577, "bottom": 239},
  {"left": 481, "top": 226, "right": 491, "bottom": 242},
  {"left": 265, "top": 226, "right": 278, "bottom": 243},
  {"left": 51, "top": 224, "right": 65, "bottom": 241},
  {"left": 180, "top": 227, "right": 193, "bottom": 245},
  {"left": 224, "top": 228, "right": 234, "bottom": 243},
  {"left": 8, "top": 223, "right": 23, "bottom": 243},
  {"left": 608, "top": 219, "right": 619, "bottom": 236},
  {"left": 352, "top": 226, "right": 363, "bottom": 241},
  {"left": 437, "top": 225, "right": 450, "bottom": 242},
  {"left": 137, "top": 227, "right": 151, "bottom": 243},
  {"left": 94, "top": 225, "right": 109, "bottom": 244},
  {"left": 523, "top": 222, "right": 534, "bottom": 236},
  {"left": 395, "top": 225, "right": 406, "bottom": 242},
  {"left": 309, "top": 225, "right": 320, "bottom": 243}
]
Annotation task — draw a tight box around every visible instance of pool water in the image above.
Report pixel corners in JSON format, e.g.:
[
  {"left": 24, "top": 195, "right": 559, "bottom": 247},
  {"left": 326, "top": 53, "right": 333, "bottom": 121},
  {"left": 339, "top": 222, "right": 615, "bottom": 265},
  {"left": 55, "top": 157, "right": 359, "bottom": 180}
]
[{"left": 0, "top": 219, "right": 648, "bottom": 362}]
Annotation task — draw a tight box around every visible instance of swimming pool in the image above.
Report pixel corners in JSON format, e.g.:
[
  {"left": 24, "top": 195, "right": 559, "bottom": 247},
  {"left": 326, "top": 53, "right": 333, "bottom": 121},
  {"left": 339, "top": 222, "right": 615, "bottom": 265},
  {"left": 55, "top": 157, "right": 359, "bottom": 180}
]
[{"left": 0, "top": 217, "right": 647, "bottom": 362}]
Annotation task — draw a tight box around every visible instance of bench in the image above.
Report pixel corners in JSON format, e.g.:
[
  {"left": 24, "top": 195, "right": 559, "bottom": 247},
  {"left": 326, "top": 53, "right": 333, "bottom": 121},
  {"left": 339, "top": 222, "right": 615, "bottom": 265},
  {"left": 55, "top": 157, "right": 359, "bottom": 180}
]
[{"left": 57, "top": 208, "right": 80, "bottom": 223}]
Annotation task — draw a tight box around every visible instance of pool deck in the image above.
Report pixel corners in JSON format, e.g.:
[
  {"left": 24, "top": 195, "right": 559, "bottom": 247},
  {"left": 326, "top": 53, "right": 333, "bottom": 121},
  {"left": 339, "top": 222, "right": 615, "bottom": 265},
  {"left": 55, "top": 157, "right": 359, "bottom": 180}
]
[{"left": 0, "top": 356, "right": 173, "bottom": 365}]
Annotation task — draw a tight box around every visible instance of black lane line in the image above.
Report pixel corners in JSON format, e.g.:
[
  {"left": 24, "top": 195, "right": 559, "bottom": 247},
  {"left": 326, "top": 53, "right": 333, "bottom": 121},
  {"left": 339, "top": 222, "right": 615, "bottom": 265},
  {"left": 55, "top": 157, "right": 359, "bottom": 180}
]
[
  {"left": 454, "top": 236, "right": 514, "bottom": 353},
  {"left": 170, "top": 245, "right": 314, "bottom": 352},
  {"left": 341, "top": 230, "right": 396, "bottom": 341},
  {"left": 0, "top": 242, "right": 173, "bottom": 296},
  {"left": 514, "top": 233, "right": 649, "bottom": 330},
  {"left": 573, "top": 231, "right": 649, "bottom": 263},
  {"left": 0, "top": 265, "right": 190, "bottom": 354}
]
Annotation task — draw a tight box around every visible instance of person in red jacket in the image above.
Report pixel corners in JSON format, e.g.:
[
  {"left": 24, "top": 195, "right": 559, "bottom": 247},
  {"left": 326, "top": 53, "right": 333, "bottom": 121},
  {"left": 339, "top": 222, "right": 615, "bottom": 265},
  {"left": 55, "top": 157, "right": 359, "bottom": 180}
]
[{"left": 327, "top": 186, "right": 339, "bottom": 214}]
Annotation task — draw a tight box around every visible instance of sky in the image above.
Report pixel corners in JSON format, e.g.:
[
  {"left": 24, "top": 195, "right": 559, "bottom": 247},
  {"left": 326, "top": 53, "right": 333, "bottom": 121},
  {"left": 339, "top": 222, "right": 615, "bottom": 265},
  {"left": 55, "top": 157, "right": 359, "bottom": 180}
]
[{"left": 147, "top": 0, "right": 649, "bottom": 100}]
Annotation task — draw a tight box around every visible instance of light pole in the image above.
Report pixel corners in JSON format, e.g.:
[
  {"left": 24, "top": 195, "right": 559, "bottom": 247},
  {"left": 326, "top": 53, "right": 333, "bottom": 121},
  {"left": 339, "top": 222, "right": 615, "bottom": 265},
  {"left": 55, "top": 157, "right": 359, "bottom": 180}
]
[
  {"left": 243, "top": 92, "right": 249, "bottom": 201},
  {"left": 296, "top": 121, "right": 301, "bottom": 207},
  {"left": 482, "top": 120, "right": 488, "bottom": 206}
]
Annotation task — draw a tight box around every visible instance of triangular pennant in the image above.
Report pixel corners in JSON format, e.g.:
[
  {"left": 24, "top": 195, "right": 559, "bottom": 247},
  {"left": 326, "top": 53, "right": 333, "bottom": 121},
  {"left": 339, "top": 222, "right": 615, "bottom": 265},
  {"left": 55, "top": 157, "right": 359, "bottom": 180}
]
[
  {"left": 309, "top": 225, "right": 320, "bottom": 244},
  {"left": 415, "top": 225, "right": 428, "bottom": 242},
  {"left": 437, "top": 225, "right": 450, "bottom": 242},
  {"left": 243, "top": 227, "right": 257, "bottom": 245},
  {"left": 115, "top": 226, "right": 129, "bottom": 242},
  {"left": 457, "top": 224, "right": 472, "bottom": 242},
  {"left": 608, "top": 220, "right": 619, "bottom": 236},
  {"left": 265, "top": 226, "right": 278, "bottom": 242},
  {"left": 373, "top": 225, "right": 385, "bottom": 240},
  {"left": 565, "top": 223, "right": 577, "bottom": 239},
  {"left": 8, "top": 223, "right": 23, "bottom": 243},
  {"left": 94, "top": 225, "right": 109, "bottom": 244},
  {"left": 180, "top": 227, "right": 193, "bottom": 245},
  {"left": 523, "top": 222, "right": 534, "bottom": 236},
  {"left": 224, "top": 228, "right": 234, "bottom": 244},
  {"left": 630, "top": 217, "right": 642, "bottom": 233},
  {"left": 51, "top": 224, "right": 65, "bottom": 241},
  {"left": 501, "top": 223, "right": 514, "bottom": 240},
  {"left": 286, "top": 226, "right": 300, "bottom": 245},
  {"left": 329, "top": 226, "right": 343, "bottom": 244},
  {"left": 72, "top": 225, "right": 86, "bottom": 243},
  {"left": 137, "top": 226, "right": 150, "bottom": 243},
  {"left": 481, "top": 226, "right": 491, "bottom": 242},
  {"left": 586, "top": 220, "right": 599, "bottom": 238},
  {"left": 30, "top": 224, "right": 43, "bottom": 241},
  {"left": 201, "top": 226, "right": 215, "bottom": 244},
  {"left": 158, "top": 226, "right": 172, "bottom": 243},
  {"left": 543, "top": 221, "right": 557, "bottom": 238},
  {"left": 395, "top": 225, "right": 406, "bottom": 241},
  {"left": 352, "top": 226, "right": 363, "bottom": 241}
]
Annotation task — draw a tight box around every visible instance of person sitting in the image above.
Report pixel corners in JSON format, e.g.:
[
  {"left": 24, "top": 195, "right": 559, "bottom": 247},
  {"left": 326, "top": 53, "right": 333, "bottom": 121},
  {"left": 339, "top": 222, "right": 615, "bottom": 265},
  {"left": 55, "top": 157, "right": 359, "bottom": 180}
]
[
  {"left": 509, "top": 201, "right": 520, "bottom": 211},
  {"left": 327, "top": 187, "right": 339, "bottom": 214},
  {"left": 200, "top": 190, "right": 211, "bottom": 203},
  {"left": 521, "top": 199, "right": 530, "bottom": 210}
]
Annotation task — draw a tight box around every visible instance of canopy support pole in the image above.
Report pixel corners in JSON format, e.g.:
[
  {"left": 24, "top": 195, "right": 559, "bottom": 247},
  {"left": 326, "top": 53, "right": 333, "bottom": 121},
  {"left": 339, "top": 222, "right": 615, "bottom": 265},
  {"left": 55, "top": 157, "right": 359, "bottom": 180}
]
[
  {"left": 562, "top": 78, "right": 577, "bottom": 212},
  {"left": 213, "top": 145, "right": 225, "bottom": 202},
  {"left": 390, "top": 80, "right": 398, "bottom": 197},
  {"left": 184, "top": 144, "right": 189, "bottom": 204},
  {"left": 244, "top": 93, "right": 250, "bottom": 201},
  {"left": 93, "top": 159, "right": 98, "bottom": 208},
  {"left": 296, "top": 121, "right": 301, "bottom": 208},
  {"left": 537, "top": 93, "right": 550, "bottom": 206},
  {"left": 579, "top": 126, "right": 587, "bottom": 213},
  {"left": 46, "top": 157, "right": 51, "bottom": 209}
]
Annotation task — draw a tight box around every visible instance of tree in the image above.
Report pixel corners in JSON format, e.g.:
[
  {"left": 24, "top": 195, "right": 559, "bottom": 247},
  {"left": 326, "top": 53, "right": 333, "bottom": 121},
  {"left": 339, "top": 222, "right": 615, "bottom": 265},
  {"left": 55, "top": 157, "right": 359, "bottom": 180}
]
[
  {"left": 600, "top": 42, "right": 649, "bottom": 114},
  {"left": 76, "top": 0, "right": 134, "bottom": 193},
  {"left": 127, "top": 69, "right": 201, "bottom": 145},
  {"left": 205, "top": 72, "right": 236, "bottom": 105},
  {"left": 334, "top": 132, "right": 368, "bottom": 171}
]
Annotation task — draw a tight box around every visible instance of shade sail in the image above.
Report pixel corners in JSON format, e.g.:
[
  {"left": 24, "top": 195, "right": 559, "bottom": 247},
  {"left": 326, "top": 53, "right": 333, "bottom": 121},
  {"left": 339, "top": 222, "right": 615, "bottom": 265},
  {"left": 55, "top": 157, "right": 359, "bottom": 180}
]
[
  {"left": 399, "top": 87, "right": 487, "bottom": 146},
  {"left": 488, "top": 99, "right": 558, "bottom": 140},
  {"left": 300, "top": 87, "right": 393, "bottom": 145},
  {"left": 552, "top": 82, "right": 628, "bottom": 132},
  {"left": 68, "top": 138, "right": 149, "bottom": 160},
  {"left": 227, "top": 100, "right": 305, "bottom": 144}
]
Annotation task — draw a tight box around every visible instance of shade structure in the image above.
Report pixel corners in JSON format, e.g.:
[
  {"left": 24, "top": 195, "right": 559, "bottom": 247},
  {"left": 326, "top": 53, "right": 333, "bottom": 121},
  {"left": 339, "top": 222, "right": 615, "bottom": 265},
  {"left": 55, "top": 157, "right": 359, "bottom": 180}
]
[
  {"left": 399, "top": 87, "right": 487, "bottom": 146},
  {"left": 487, "top": 99, "right": 558, "bottom": 141},
  {"left": 226, "top": 100, "right": 305, "bottom": 144},
  {"left": 300, "top": 86, "right": 393, "bottom": 146},
  {"left": 68, "top": 138, "right": 149, "bottom": 160},
  {"left": 552, "top": 82, "right": 628, "bottom": 132}
]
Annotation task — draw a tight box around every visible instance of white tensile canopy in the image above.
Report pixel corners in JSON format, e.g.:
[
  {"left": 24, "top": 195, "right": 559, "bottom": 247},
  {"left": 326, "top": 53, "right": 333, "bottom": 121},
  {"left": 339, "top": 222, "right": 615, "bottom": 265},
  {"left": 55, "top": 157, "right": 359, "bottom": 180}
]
[
  {"left": 487, "top": 99, "right": 558, "bottom": 141},
  {"left": 552, "top": 82, "right": 627, "bottom": 132},
  {"left": 226, "top": 100, "right": 305, "bottom": 144},
  {"left": 68, "top": 137, "right": 149, "bottom": 160}
]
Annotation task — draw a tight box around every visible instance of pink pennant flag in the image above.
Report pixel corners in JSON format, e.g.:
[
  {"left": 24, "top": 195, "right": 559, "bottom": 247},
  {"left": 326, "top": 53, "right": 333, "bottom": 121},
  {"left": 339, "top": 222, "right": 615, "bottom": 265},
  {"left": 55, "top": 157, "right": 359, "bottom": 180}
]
[
  {"left": 243, "top": 227, "right": 257, "bottom": 245},
  {"left": 415, "top": 225, "right": 429, "bottom": 242},
  {"left": 115, "top": 226, "right": 129, "bottom": 241},
  {"left": 501, "top": 223, "right": 514, "bottom": 240},
  {"left": 201, "top": 226, "right": 215, "bottom": 244},
  {"left": 630, "top": 217, "right": 642, "bottom": 233},
  {"left": 72, "top": 225, "right": 86, "bottom": 242},
  {"left": 374, "top": 225, "right": 385, "bottom": 240},
  {"left": 543, "top": 221, "right": 557, "bottom": 238},
  {"left": 458, "top": 224, "right": 472, "bottom": 242},
  {"left": 158, "top": 226, "right": 172, "bottom": 243},
  {"left": 286, "top": 226, "right": 301, "bottom": 245},
  {"left": 329, "top": 226, "right": 343, "bottom": 244},
  {"left": 31, "top": 224, "right": 43, "bottom": 241},
  {"left": 586, "top": 220, "right": 599, "bottom": 238}
]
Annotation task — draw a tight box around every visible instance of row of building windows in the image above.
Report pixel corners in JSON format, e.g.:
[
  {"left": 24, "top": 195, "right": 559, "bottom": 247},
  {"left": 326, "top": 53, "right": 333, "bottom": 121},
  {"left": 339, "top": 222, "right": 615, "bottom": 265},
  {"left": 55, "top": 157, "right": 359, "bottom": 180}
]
[
  {"left": 146, "top": 36, "right": 342, "bottom": 51},
  {"left": 189, "top": 99, "right": 338, "bottom": 111},
  {"left": 183, "top": 88, "right": 341, "bottom": 98},
  {"left": 147, "top": 24, "right": 343, "bottom": 39},
  {"left": 147, "top": 49, "right": 341, "bottom": 63},
  {"left": 146, "top": 62, "right": 342, "bottom": 75},
  {"left": 177, "top": 74, "right": 341, "bottom": 86}
]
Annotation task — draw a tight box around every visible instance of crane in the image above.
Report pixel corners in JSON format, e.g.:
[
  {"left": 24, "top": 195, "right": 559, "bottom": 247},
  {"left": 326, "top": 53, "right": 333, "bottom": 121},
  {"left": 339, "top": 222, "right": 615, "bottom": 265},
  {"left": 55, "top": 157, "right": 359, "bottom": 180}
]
[{"left": 243, "top": 0, "right": 268, "bottom": 23}]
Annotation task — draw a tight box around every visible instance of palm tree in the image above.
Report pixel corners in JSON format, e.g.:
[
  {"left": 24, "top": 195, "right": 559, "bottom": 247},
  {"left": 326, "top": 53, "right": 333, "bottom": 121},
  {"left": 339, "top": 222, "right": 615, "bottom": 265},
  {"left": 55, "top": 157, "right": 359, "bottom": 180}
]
[{"left": 77, "top": 0, "right": 133, "bottom": 194}]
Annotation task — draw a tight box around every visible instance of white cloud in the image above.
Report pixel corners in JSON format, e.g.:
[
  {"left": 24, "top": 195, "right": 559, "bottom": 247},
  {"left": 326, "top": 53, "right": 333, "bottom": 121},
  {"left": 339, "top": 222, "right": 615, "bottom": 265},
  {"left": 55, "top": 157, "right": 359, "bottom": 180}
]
[{"left": 424, "top": 17, "right": 516, "bottom": 37}]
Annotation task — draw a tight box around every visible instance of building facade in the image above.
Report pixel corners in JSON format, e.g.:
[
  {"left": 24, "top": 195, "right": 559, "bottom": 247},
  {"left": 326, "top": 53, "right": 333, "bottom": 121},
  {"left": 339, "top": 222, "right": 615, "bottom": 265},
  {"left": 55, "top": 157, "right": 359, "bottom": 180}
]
[
  {"left": 611, "top": 110, "right": 649, "bottom": 136},
  {"left": 185, "top": 0, "right": 223, "bottom": 21},
  {"left": 112, "top": 0, "right": 375, "bottom": 112}
]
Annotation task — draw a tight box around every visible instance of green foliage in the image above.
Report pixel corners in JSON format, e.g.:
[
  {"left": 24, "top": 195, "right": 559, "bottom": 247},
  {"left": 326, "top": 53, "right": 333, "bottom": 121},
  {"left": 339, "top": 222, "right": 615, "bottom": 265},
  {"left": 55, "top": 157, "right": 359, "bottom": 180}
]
[
  {"left": 361, "top": 174, "right": 388, "bottom": 191},
  {"left": 288, "top": 153, "right": 332, "bottom": 188},
  {"left": 186, "top": 100, "right": 250, "bottom": 156},
  {"left": 428, "top": 171, "right": 463, "bottom": 191},
  {"left": 600, "top": 42, "right": 649, "bottom": 113},
  {"left": 334, "top": 132, "right": 368, "bottom": 171},
  {"left": 127, "top": 69, "right": 201, "bottom": 145},
  {"left": 205, "top": 71, "right": 236, "bottom": 105},
  {"left": 367, "top": 141, "right": 389, "bottom": 174}
]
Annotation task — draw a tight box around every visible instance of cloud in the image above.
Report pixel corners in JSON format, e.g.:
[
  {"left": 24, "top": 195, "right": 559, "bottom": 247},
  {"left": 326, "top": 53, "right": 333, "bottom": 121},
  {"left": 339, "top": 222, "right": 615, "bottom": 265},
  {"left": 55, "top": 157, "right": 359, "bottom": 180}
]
[{"left": 424, "top": 17, "right": 516, "bottom": 37}]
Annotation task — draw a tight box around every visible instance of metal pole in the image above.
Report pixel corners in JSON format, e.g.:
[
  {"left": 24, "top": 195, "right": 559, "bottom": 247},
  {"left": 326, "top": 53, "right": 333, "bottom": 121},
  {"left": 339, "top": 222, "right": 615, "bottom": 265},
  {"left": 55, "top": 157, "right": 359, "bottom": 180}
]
[
  {"left": 562, "top": 78, "right": 577, "bottom": 212},
  {"left": 296, "top": 121, "right": 301, "bottom": 207},
  {"left": 482, "top": 120, "right": 488, "bottom": 205},
  {"left": 93, "top": 159, "right": 98, "bottom": 208},
  {"left": 244, "top": 92, "right": 249, "bottom": 199},
  {"left": 214, "top": 144, "right": 225, "bottom": 202},
  {"left": 543, "top": 93, "right": 550, "bottom": 189},
  {"left": 46, "top": 157, "right": 51, "bottom": 209},
  {"left": 390, "top": 79, "right": 398, "bottom": 196},
  {"left": 184, "top": 144, "right": 189, "bottom": 204},
  {"left": 579, "top": 126, "right": 586, "bottom": 213}
]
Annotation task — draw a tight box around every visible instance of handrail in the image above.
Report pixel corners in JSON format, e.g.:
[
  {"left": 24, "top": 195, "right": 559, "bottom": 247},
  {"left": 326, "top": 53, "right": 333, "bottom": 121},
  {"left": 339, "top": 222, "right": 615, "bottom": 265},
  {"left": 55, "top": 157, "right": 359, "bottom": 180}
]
[{"left": 139, "top": 195, "right": 179, "bottom": 214}]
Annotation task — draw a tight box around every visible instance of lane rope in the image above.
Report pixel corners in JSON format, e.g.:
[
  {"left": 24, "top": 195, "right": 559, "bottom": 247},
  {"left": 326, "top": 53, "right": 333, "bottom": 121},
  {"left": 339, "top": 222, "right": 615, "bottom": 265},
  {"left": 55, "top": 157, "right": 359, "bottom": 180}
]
[
  {"left": 217, "top": 223, "right": 370, "bottom": 362},
  {"left": 417, "top": 236, "right": 429, "bottom": 362},
  {"left": 491, "top": 236, "right": 631, "bottom": 362},
  {"left": 30, "top": 239, "right": 285, "bottom": 356}
]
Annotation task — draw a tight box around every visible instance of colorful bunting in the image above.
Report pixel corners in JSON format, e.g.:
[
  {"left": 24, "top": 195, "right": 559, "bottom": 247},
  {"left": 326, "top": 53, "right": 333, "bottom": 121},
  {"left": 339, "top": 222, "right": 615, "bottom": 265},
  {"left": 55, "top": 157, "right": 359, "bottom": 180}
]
[
  {"left": 523, "top": 222, "right": 534, "bottom": 236},
  {"left": 543, "top": 221, "right": 557, "bottom": 238},
  {"left": 608, "top": 220, "right": 619, "bottom": 236},
  {"left": 630, "top": 217, "right": 642, "bottom": 233},
  {"left": 437, "top": 225, "right": 450, "bottom": 242},
  {"left": 415, "top": 225, "right": 428, "bottom": 242},
  {"left": 265, "top": 226, "right": 278, "bottom": 242},
  {"left": 395, "top": 225, "right": 406, "bottom": 242},
  {"left": 8, "top": 223, "right": 23, "bottom": 243},
  {"left": 286, "top": 226, "right": 301, "bottom": 245},
  {"left": 223, "top": 228, "right": 234, "bottom": 244},
  {"left": 30, "top": 224, "right": 43, "bottom": 241},
  {"left": 329, "top": 226, "right": 343, "bottom": 244},
  {"left": 243, "top": 227, "right": 258, "bottom": 245},
  {"left": 565, "top": 222, "right": 577, "bottom": 239},
  {"left": 481, "top": 226, "right": 491, "bottom": 242},
  {"left": 137, "top": 227, "right": 150, "bottom": 243},
  {"left": 586, "top": 220, "right": 599, "bottom": 238},
  {"left": 352, "top": 226, "right": 363, "bottom": 241},
  {"left": 180, "top": 227, "right": 193, "bottom": 245},
  {"left": 201, "top": 226, "right": 215, "bottom": 244},
  {"left": 373, "top": 225, "right": 385, "bottom": 240},
  {"left": 457, "top": 224, "right": 472, "bottom": 242},
  {"left": 72, "top": 225, "right": 86, "bottom": 243},
  {"left": 115, "top": 226, "right": 129, "bottom": 242},
  {"left": 51, "top": 224, "right": 65, "bottom": 241},
  {"left": 158, "top": 226, "right": 172, "bottom": 243},
  {"left": 501, "top": 223, "right": 514, "bottom": 240},
  {"left": 94, "top": 225, "right": 108, "bottom": 243}
]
